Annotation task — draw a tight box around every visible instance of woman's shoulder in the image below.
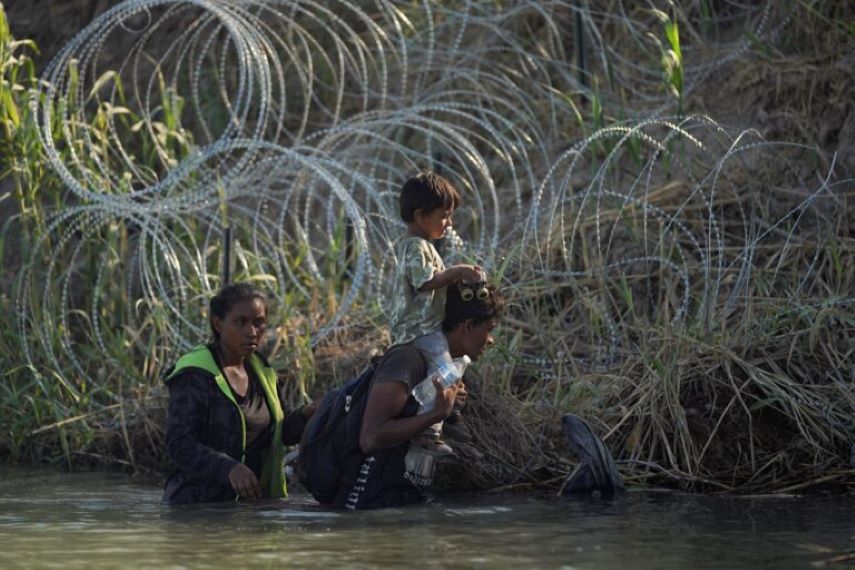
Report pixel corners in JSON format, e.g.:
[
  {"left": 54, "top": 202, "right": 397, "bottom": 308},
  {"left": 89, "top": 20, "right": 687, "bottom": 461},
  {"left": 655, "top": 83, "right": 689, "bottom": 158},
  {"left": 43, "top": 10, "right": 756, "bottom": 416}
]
[
  {"left": 163, "top": 345, "right": 219, "bottom": 385},
  {"left": 163, "top": 366, "right": 215, "bottom": 388},
  {"left": 165, "top": 363, "right": 214, "bottom": 379}
]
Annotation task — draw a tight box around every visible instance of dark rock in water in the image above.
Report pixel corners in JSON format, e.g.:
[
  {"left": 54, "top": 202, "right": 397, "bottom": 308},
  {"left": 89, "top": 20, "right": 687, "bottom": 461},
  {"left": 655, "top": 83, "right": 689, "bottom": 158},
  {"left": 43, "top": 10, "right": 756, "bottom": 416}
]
[{"left": 559, "top": 414, "right": 625, "bottom": 497}]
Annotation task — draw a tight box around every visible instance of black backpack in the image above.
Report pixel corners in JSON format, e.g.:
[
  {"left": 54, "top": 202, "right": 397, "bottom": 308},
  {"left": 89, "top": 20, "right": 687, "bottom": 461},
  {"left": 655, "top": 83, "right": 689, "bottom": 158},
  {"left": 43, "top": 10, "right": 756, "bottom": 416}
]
[{"left": 295, "top": 364, "right": 376, "bottom": 505}]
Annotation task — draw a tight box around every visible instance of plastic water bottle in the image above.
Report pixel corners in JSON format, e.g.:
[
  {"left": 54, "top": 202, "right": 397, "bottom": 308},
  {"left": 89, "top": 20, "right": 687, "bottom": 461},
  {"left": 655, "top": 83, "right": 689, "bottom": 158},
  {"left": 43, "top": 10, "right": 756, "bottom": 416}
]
[{"left": 411, "top": 355, "right": 471, "bottom": 411}]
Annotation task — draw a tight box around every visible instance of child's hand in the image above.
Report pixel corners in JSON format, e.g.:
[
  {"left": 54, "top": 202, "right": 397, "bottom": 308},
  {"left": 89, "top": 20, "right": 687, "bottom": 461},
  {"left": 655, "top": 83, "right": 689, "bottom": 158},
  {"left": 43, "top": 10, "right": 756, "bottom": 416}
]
[{"left": 455, "top": 264, "right": 484, "bottom": 283}]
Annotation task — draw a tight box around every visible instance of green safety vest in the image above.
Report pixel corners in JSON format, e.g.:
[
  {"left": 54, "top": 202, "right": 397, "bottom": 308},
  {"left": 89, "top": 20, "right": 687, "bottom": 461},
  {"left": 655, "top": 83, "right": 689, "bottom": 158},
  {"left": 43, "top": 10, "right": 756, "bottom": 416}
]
[{"left": 166, "top": 345, "right": 287, "bottom": 499}]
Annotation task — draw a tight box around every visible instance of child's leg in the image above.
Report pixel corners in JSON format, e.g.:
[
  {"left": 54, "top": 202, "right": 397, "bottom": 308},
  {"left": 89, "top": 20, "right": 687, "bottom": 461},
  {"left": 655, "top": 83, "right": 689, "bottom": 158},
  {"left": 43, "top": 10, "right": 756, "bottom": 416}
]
[
  {"left": 411, "top": 331, "right": 451, "bottom": 371},
  {"left": 412, "top": 421, "right": 452, "bottom": 455},
  {"left": 410, "top": 332, "right": 455, "bottom": 455}
]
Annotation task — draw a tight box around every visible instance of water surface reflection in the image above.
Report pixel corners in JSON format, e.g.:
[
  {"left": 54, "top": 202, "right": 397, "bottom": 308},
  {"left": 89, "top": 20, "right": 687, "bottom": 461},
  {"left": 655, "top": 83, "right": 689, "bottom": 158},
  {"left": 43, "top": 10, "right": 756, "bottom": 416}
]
[{"left": 1, "top": 466, "right": 851, "bottom": 568}]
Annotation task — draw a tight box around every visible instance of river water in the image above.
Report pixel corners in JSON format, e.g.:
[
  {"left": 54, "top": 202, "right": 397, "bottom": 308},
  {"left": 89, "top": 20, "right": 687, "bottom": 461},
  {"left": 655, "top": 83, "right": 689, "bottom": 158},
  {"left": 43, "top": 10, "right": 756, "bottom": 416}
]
[{"left": 0, "top": 466, "right": 852, "bottom": 569}]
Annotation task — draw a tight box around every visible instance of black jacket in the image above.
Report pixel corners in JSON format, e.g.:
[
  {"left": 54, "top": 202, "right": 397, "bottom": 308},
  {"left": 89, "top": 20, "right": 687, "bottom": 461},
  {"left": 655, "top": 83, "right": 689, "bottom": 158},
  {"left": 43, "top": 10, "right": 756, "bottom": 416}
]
[{"left": 163, "top": 364, "right": 307, "bottom": 504}]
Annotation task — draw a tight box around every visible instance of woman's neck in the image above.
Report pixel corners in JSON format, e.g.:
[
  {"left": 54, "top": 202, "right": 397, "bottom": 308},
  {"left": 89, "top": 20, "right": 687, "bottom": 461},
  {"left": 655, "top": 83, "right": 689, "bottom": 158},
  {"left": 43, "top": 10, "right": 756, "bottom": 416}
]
[{"left": 214, "top": 342, "right": 244, "bottom": 368}]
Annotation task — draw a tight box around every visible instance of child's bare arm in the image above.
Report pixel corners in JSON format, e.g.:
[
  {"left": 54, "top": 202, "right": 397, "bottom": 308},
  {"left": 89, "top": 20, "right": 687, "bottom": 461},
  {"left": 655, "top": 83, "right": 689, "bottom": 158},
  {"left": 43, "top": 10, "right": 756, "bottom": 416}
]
[{"left": 417, "top": 264, "right": 482, "bottom": 291}]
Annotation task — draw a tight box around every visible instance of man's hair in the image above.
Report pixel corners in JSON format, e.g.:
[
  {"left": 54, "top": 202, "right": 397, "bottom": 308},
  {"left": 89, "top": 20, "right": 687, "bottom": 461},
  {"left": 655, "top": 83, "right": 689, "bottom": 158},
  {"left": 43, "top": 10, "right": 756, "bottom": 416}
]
[
  {"left": 209, "top": 282, "right": 267, "bottom": 338},
  {"left": 442, "top": 282, "right": 505, "bottom": 332},
  {"left": 399, "top": 170, "right": 461, "bottom": 222}
]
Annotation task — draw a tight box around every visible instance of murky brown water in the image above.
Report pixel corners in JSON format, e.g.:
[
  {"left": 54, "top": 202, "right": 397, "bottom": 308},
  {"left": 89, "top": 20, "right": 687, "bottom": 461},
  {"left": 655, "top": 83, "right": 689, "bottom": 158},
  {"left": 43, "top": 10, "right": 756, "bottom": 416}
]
[{"left": 0, "top": 466, "right": 852, "bottom": 568}]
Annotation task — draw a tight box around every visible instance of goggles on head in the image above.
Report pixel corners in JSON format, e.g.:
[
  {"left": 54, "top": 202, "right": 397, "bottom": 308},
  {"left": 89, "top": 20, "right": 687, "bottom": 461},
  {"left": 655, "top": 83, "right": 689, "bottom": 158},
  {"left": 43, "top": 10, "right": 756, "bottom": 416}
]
[{"left": 460, "top": 281, "right": 489, "bottom": 302}]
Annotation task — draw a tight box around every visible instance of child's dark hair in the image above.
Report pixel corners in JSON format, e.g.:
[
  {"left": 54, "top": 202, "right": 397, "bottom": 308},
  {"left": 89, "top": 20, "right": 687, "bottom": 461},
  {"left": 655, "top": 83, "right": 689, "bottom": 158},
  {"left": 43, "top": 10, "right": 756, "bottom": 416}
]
[
  {"left": 399, "top": 170, "right": 461, "bottom": 222},
  {"left": 442, "top": 282, "right": 505, "bottom": 332},
  {"left": 209, "top": 282, "right": 267, "bottom": 339}
]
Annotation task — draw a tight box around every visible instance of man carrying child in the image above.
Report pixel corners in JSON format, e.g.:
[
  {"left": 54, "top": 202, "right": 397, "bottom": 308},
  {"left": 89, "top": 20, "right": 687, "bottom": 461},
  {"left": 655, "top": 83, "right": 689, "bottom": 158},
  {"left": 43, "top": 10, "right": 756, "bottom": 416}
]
[
  {"left": 295, "top": 171, "right": 501, "bottom": 509},
  {"left": 347, "top": 278, "right": 504, "bottom": 508},
  {"left": 388, "top": 171, "right": 484, "bottom": 458}
]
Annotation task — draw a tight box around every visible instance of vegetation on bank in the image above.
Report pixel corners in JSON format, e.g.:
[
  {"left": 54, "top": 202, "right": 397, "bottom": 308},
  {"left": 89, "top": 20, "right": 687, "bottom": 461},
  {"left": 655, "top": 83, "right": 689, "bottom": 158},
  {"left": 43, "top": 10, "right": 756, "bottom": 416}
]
[{"left": 0, "top": 1, "right": 852, "bottom": 495}]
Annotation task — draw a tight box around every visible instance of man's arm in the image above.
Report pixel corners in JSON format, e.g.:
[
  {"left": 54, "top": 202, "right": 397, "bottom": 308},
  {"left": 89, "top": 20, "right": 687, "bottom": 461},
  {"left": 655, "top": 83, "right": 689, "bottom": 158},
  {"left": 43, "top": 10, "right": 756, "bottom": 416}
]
[
  {"left": 358, "top": 350, "right": 459, "bottom": 454},
  {"left": 281, "top": 403, "right": 315, "bottom": 445}
]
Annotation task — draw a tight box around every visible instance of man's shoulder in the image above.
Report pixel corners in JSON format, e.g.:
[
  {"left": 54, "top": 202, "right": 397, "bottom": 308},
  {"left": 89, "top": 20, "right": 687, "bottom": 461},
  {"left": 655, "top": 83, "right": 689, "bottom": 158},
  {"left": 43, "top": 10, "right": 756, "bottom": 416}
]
[
  {"left": 374, "top": 344, "right": 427, "bottom": 381},
  {"left": 388, "top": 342, "right": 421, "bottom": 354},
  {"left": 380, "top": 343, "right": 424, "bottom": 364}
]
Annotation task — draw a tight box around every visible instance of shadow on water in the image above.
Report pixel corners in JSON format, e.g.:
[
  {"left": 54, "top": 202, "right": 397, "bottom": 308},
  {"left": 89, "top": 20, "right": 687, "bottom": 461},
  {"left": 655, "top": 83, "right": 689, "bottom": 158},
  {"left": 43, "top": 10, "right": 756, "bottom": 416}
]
[{"left": 1, "top": 466, "right": 852, "bottom": 569}]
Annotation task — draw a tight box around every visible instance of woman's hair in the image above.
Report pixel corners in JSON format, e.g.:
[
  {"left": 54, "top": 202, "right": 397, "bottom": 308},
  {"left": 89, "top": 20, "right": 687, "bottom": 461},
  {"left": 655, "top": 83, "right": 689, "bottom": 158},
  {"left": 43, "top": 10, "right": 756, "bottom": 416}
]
[
  {"left": 442, "top": 282, "right": 505, "bottom": 332},
  {"left": 399, "top": 170, "right": 461, "bottom": 222},
  {"left": 209, "top": 282, "right": 267, "bottom": 339}
]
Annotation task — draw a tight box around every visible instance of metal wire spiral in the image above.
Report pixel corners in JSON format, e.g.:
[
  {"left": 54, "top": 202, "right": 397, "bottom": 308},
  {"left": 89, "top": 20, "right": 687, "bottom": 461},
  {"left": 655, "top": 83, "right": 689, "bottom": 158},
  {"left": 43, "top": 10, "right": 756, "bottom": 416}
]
[{"left": 17, "top": 0, "right": 850, "bottom": 389}]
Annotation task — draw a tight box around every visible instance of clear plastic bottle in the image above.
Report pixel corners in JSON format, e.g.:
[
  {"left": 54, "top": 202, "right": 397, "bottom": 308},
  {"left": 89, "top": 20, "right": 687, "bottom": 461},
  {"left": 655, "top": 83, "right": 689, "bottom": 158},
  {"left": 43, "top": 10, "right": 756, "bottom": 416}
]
[{"left": 411, "top": 355, "right": 471, "bottom": 412}]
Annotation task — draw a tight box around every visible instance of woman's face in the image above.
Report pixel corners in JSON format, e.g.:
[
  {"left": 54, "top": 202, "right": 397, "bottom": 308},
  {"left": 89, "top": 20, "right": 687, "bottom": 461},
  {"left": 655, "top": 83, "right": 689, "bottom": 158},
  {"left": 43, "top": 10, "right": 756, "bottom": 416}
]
[{"left": 213, "top": 298, "right": 267, "bottom": 359}]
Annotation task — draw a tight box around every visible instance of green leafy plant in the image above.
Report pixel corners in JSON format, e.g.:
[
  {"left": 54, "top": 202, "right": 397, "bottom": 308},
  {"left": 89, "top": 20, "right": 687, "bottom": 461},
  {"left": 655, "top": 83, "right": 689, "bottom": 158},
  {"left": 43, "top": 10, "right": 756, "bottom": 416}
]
[{"left": 655, "top": 9, "right": 684, "bottom": 115}]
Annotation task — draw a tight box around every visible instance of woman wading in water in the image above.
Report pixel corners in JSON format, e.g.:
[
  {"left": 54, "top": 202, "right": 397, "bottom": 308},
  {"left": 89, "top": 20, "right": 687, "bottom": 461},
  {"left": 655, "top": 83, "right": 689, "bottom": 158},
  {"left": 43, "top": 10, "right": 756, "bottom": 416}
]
[{"left": 162, "top": 282, "right": 315, "bottom": 504}]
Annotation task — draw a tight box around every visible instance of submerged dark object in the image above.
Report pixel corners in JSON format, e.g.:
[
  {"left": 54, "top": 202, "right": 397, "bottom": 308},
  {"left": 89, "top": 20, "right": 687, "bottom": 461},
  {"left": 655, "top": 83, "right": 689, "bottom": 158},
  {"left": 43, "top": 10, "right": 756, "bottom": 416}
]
[{"left": 559, "top": 414, "right": 625, "bottom": 497}]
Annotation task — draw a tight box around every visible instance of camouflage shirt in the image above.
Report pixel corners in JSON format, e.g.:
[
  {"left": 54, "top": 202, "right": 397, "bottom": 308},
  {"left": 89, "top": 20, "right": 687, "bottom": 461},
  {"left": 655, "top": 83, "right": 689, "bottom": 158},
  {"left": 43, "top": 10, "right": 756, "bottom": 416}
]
[{"left": 389, "top": 236, "right": 446, "bottom": 345}]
